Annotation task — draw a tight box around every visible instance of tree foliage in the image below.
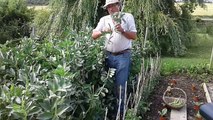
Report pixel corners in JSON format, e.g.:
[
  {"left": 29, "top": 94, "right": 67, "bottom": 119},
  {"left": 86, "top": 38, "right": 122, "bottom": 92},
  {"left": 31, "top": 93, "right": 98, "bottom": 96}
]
[
  {"left": 0, "top": 0, "right": 34, "bottom": 44},
  {"left": 124, "top": 0, "right": 205, "bottom": 56},
  {"left": 36, "top": 0, "right": 100, "bottom": 39},
  {"left": 36, "top": 0, "right": 205, "bottom": 56}
]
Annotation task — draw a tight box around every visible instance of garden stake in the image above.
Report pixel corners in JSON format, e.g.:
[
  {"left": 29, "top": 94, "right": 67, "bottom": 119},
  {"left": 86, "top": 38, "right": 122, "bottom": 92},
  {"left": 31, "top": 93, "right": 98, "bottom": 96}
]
[
  {"left": 116, "top": 86, "right": 122, "bottom": 120},
  {"left": 104, "top": 107, "right": 108, "bottom": 120}
]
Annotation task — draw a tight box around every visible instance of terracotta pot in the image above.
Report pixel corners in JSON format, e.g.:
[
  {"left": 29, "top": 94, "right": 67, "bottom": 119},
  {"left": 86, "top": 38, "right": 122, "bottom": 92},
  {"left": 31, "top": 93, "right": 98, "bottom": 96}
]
[{"left": 160, "top": 116, "right": 166, "bottom": 120}]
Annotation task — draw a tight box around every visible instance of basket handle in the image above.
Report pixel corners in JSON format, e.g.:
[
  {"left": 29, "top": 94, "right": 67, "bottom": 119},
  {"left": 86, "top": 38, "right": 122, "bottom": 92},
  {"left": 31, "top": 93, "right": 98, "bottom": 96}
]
[{"left": 163, "top": 87, "right": 187, "bottom": 100}]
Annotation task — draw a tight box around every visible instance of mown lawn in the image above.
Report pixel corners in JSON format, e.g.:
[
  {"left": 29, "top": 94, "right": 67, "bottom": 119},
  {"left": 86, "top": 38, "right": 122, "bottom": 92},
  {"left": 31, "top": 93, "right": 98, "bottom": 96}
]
[{"left": 161, "top": 29, "right": 213, "bottom": 74}]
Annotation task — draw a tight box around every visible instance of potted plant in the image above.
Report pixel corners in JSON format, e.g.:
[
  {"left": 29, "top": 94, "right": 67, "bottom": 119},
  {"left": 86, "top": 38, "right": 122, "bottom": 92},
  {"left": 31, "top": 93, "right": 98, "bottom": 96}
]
[
  {"left": 194, "top": 101, "right": 203, "bottom": 111},
  {"left": 193, "top": 96, "right": 199, "bottom": 102},
  {"left": 158, "top": 108, "right": 167, "bottom": 120},
  {"left": 195, "top": 112, "right": 203, "bottom": 120}
]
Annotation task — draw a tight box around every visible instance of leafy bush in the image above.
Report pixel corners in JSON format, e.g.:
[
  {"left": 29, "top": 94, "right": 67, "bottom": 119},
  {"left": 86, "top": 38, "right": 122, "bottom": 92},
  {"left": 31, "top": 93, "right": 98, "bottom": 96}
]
[
  {"left": 0, "top": 0, "right": 34, "bottom": 44},
  {"left": 0, "top": 30, "right": 116, "bottom": 119},
  {"left": 0, "top": 28, "right": 162, "bottom": 119}
]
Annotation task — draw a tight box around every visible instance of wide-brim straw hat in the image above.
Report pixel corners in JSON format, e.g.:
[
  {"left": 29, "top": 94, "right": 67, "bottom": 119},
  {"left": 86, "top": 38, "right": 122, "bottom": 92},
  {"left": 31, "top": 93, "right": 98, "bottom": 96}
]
[{"left": 103, "top": 0, "right": 120, "bottom": 9}]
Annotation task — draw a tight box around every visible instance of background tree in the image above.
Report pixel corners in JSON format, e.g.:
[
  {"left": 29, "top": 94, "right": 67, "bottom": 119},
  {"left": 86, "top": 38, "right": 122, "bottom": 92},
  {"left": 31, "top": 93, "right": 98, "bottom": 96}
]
[
  {"left": 36, "top": 0, "right": 204, "bottom": 56},
  {"left": 0, "top": 0, "right": 34, "bottom": 44}
]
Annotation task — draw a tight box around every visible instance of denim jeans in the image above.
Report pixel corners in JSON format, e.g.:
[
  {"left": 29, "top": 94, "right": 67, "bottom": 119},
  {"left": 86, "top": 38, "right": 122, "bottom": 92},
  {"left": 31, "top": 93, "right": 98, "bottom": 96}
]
[{"left": 105, "top": 50, "right": 131, "bottom": 115}]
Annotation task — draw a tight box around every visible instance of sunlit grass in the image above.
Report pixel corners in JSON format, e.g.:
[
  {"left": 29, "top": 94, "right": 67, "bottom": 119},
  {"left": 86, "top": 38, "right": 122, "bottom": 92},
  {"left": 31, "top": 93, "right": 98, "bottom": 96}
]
[
  {"left": 28, "top": 5, "right": 48, "bottom": 10},
  {"left": 176, "top": 3, "right": 213, "bottom": 16},
  {"left": 192, "top": 3, "right": 213, "bottom": 16}
]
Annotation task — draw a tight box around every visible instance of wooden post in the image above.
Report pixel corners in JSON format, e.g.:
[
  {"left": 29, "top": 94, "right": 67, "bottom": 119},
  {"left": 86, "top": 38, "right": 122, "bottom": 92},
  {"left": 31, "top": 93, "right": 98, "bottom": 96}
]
[{"left": 203, "top": 83, "right": 212, "bottom": 103}]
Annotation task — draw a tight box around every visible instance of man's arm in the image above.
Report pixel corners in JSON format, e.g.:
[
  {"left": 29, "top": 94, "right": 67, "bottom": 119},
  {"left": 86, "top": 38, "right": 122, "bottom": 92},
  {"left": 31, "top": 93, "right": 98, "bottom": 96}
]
[
  {"left": 92, "top": 28, "right": 112, "bottom": 40},
  {"left": 121, "top": 30, "right": 137, "bottom": 40},
  {"left": 92, "top": 31, "right": 102, "bottom": 40},
  {"left": 115, "top": 24, "right": 137, "bottom": 40}
]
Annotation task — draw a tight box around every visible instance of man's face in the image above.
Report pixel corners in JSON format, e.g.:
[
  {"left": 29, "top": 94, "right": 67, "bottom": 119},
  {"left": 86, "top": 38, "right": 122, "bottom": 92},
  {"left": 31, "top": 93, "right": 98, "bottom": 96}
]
[{"left": 106, "top": 3, "right": 120, "bottom": 14}]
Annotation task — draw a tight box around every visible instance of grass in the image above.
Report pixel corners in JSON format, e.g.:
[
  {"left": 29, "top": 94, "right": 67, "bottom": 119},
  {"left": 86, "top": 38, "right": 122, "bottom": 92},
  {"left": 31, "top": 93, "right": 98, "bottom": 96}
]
[
  {"left": 161, "top": 27, "right": 213, "bottom": 75},
  {"left": 187, "top": 34, "right": 213, "bottom": 58}
]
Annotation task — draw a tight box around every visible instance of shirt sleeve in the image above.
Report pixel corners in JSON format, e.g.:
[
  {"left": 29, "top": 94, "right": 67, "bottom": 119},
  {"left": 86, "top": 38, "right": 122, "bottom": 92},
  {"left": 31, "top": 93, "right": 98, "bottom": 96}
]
[
  {"left": 127, "top": 13, "right": 137, "bottom": 33},
  {"left": 93, "top": 17, "right": 105, "bottom": 32}
]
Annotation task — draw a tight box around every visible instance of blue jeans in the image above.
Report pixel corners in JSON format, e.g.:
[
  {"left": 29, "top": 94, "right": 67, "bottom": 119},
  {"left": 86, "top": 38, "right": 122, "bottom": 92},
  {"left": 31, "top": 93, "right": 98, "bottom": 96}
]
[{"left": 105, "top": 50, "right": 131, "bottom": 115}]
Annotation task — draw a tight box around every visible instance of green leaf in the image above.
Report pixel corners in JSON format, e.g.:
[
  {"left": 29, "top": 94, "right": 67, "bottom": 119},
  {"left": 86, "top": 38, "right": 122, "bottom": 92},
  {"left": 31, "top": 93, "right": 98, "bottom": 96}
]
[
  {"left": 9, "top": 68, "right": 15, "bottom": 76},
  {"left": 57, "top": 106, "right": 70, "bottom": 116},
  {"left": 28, "top": 106, "right": 41, "bottom": 116},
  {"left": 39, "top": 100, "right": 51, "bottom": 112},
  {"left": 0, "top": 50, "right": 4, "bottom": 59},
  {"left": 12, "top": 104, "right": 25, "bottom": 114},
  {"left": 0, "top": 65, "right": 5, "bottom": 70},
  {"left": 37, "top": 112, "right": 53, "bottom": 120}
]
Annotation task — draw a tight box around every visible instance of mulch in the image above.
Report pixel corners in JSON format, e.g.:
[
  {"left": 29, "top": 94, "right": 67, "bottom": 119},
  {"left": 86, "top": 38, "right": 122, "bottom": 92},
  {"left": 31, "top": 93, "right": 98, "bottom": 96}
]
[{"left": 143, "top": 74, "right": 213, "bottom": 120}]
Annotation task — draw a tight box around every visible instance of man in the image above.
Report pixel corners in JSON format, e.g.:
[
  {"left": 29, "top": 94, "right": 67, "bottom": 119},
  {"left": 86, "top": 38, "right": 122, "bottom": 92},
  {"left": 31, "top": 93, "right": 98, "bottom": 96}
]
[{"left": 92, "top": 0, "right": 137, "bottom": 118}]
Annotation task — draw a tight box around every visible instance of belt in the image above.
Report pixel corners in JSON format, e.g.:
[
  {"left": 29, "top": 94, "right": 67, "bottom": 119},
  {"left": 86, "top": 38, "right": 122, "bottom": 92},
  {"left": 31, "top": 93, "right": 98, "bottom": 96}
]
[{"left": 107, "top": 49, "right": 130, "bottom": 56}]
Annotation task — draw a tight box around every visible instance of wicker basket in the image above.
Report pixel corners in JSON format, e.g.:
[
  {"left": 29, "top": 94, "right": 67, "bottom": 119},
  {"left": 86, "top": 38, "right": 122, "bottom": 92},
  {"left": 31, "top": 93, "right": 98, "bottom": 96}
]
[{"left": 163, "top": 87, "right": 187, "bottom": 110}]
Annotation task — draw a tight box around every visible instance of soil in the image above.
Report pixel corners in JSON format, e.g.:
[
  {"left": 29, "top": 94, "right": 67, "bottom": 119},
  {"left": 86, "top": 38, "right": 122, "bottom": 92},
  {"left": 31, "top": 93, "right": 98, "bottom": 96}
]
[{"left": 143, "top": 74, "right": 213, "bottom": 120}]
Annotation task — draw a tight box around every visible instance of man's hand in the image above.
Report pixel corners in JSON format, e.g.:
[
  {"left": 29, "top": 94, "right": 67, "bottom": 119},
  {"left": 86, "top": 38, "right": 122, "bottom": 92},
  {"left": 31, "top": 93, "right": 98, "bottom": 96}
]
[
  {"left": 92, "top": 27, "right": 112, "bottom": 40},
  {"left": 102, "top": 27, "right": 112, "bottom": 34},
  {"left": 115, "top": 24, "right": 125, "bottom": 33},
  {"left": 114, "top": 24, "right": 137, "bottom": 40}
]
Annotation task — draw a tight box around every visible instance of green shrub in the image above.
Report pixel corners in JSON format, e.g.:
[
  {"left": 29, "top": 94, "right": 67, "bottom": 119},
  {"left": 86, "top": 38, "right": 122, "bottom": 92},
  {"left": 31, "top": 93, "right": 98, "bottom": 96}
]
[
  {"left": 0, "top": 29, "right": 116, "bottom": 119},
  {"left": 0, "top": 0, "right": 34, "bottom": 44}
]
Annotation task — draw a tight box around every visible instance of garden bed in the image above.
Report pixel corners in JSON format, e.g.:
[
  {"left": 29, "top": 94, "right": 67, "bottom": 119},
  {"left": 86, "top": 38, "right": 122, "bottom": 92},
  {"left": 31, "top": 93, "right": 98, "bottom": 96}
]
[{"left": 143, "top": 74, "right": 213, "bottom": 120}]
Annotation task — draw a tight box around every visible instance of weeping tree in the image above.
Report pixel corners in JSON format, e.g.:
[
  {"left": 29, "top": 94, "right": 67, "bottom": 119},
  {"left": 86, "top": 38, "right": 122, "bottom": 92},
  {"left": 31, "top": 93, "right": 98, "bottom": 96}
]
[
  {"left": 35, "top": 0, "right": 204, "bottom": 56},
  {"left": 125, "top": 0, "right": 205, "bottom": 56},
  {"left": 36, "top": 0, "right": 101, "bottom": 39}
]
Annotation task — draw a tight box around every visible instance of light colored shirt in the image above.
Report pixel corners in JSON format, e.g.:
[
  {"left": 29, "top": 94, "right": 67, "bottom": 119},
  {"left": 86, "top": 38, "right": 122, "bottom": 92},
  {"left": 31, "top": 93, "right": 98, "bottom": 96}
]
[{"left": 93, "top": 13, "right": 137, "bottom": 52}]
